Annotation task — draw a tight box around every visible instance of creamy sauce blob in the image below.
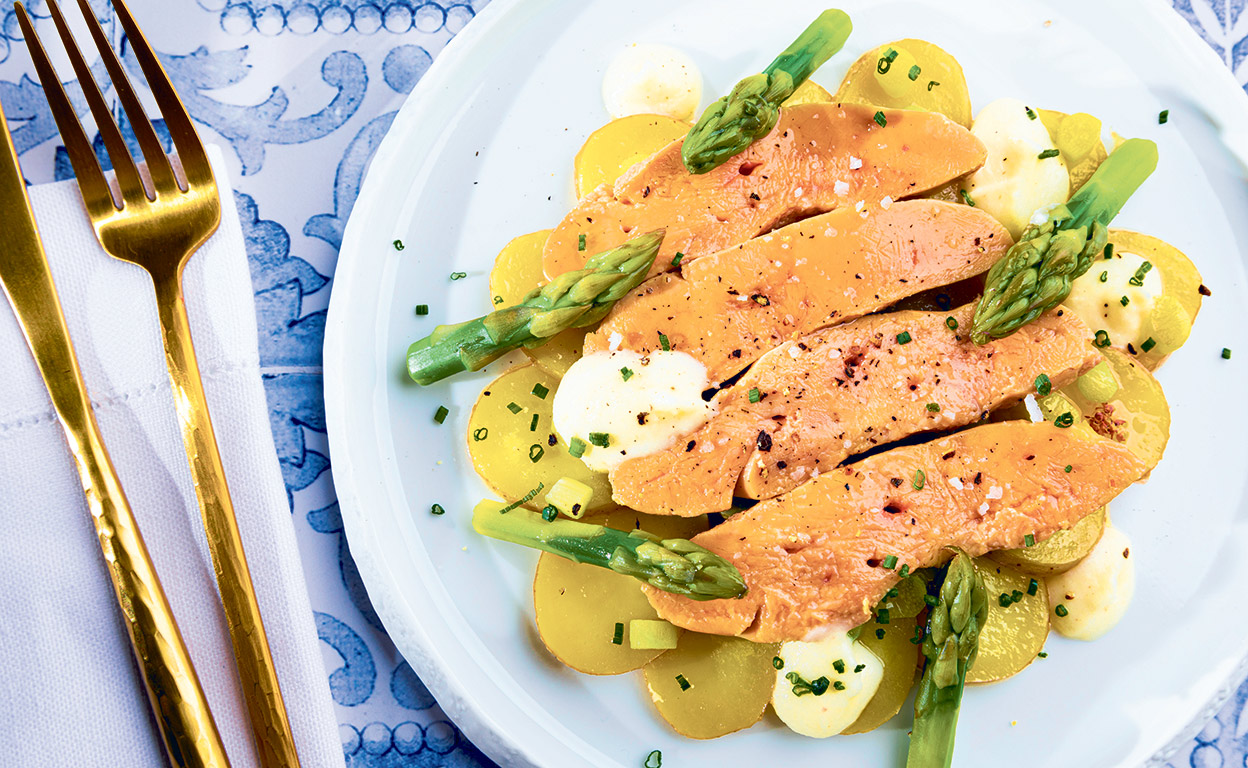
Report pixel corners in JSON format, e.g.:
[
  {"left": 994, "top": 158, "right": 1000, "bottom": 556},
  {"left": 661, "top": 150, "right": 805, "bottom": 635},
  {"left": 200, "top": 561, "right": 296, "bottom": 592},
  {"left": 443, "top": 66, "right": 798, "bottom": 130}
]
[
  {"left": 1048, "top": 523, "right": 1135, "bottom": 641},
  {"left": 602, "top": 43, "right": 703, "bottom": 121},
  {"left": 771, "top": 630, "right": 883, "bottom": 738}
]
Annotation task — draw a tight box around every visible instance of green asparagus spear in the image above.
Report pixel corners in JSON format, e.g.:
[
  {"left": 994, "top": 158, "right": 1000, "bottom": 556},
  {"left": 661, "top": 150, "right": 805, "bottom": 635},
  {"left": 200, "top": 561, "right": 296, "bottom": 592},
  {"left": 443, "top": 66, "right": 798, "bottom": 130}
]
[
  {"left": 472, "top": 499, "right": 748, "bottom": 601},
  {"left": 970, "top": 138, "right": 1159, "bottom": 344},
  {"left": 406, "top": 230, "right": 662, "bottom": 385},
  {"left": 906, "top": 549, "right": 988, "bottom": 768},
  {"left": 680, "top": 9, "right": 852, "bottom": 175}
]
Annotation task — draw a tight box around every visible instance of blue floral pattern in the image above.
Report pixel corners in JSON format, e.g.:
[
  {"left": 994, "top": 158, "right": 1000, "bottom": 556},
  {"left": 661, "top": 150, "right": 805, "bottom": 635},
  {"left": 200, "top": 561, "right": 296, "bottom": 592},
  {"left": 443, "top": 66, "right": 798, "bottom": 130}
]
[{"left": 0, "top": 2, "right": 1242, "bottom": 765}]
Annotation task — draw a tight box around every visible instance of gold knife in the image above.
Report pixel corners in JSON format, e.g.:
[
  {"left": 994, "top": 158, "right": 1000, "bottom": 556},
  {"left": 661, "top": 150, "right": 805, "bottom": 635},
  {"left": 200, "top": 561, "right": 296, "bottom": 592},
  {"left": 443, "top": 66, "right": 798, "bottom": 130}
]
[{"left": 0, "top": 103, "right": 232, "bottom": 768}]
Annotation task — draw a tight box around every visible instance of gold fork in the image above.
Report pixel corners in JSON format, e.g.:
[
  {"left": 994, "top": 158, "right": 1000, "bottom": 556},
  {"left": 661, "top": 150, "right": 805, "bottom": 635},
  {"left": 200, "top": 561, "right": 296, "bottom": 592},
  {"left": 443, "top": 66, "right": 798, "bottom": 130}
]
[{"left": 17, "top": 1, "right": 302, "bottom": 764}]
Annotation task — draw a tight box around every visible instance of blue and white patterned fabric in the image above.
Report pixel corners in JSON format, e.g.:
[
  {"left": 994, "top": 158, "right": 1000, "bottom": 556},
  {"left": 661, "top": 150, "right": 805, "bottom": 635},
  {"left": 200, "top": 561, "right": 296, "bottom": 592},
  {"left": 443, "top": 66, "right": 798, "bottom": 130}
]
[{"left": 0, "top": 2, "right": 1243, "bottom": 766}]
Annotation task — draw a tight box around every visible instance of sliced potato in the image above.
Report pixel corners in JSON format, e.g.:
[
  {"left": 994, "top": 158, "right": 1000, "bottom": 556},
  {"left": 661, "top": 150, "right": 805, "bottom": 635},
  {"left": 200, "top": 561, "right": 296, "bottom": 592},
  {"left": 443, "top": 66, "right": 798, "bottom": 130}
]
[
  {"left": 468, "top": 364, "right": 612, "bottom": 511},
  {"left": 1107, "top": 230, "right": 1204, "bottom": 369},
  {"left": 487, "top": 228, "right": 589, "bottom": 376},
  {"left": 643, "top": 634, "right": 779, "bottom": 739},
  {"left": 966, "top": 560, "right": 1049, "bottom": 684},
  {"left": 532, "top": 510, "right": 707, "bottom": 675},
  {"left": 574, "top": 114, "right": 688, "bottom": 198},
  {"left": 1038, "top": 110, "right": 1107, "bottom": 192},
  {"left": 782, "top": 79, "right": 833, "bottom": 107},
  {"left": 833, "top": 39, "right": 972, "bottom": 126},
  {"left": 990, "top": 507, "right": 1108, "bottom": 576},
  {"left": 1062, "top": 348, "right": 1170, "bottom": 474},
  {"left": 843, "top": 617, "right": 920, "bottom": 734}
]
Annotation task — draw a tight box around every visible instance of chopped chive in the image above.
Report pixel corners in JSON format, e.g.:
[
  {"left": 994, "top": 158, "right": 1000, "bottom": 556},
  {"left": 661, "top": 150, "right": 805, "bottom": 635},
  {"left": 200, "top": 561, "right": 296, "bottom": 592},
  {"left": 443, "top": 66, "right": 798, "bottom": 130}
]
[
  {"left": 833, "top": 659, "right": 846, "bottom": 674},
  {"left": 568, "top": 437, "right": 587, "bottom": 458},
  {"left": 1094, "top": 330, "right": 1111, "bottom": 348},
  {"left": 874, "top": 110, "right": 888, "bottom": 128},
  {"left": 1141, "top": 337, "right": 1157, "bottom": 353},
  {"left": 1025, "top": 106, "right": 1037, "bottom": 120},
  {"left": 1054, "top": 412, "right": 1075, "bottom": 428},
  {"left": 671, "top": 252, "right": 684, "bottom": 266},
  {"left": 833, "top": 680, "right": 846, "bottom": 691},
  {"left": 434, "top": 405, "right": 449, "bottom": 424},
  {"left": 528, "top": 444, "right": 545, "bottom": 463},
  {"left": 1129, "top": 261, "right": 1153, "bottom": 287},
  {"left": 393, "top": 239, "right": 405, "bottom": 250},
  {"left": 1027, "top": 578, "right": 1039, "bottom": 596},
  {"left": 588, "top": 432, "right": 611, "bottom": 448},
  {"left": 1038, "top": 148, "right": 1061, "bottom": 159},
  {"left": 882, "top": 555, "right": 898, "bottom": 570},
  {"left": 1222, "top": 348, "right": 1232, "bottom": 360},
  {"left": 497, "top": 483, "right": 545, "bottom": 514},
  {"left": 926, "top": 402, "right": 940, "bottom": 412},
  {"left": 998, "top": 593, "right": 1014, "bottom": 608},
  {"left": 1011, "top": 590, "right": 1024, "bottom": 603},
  {"left": 658, "top": 332, "right": 671, "bottom": 351},
  {"left": 959, "top": 188, "right": 975, "bottom": 207},
  {"left": 876, "top": 628, "right": 886, "bottom": 639},
  {"left": 531, "top": 383, "right": 550, "bottom": 399},
  {"left": 908, "top": 64, "right": 921, "bottom": 81},
  {"left": 1120, "top": 296, "right": 1130, "bottom": 307},
  {"left": 577, "top": 234, "right": 586, "bottom": 251},
  {"left": 772, "top": 656, "right": 784, "bottom": 670},
  {"left": 675, "top": 674, "right": 691, "bottom": 691},
  {"left": 472, "top": 427, "right": 489, "bottom": 441},
  {"left": 927, "top": 80, "right": 941, "bottom": 91},
  {"left": 876, "top": 48, "right": 898, "bottom": 74},
  {"left": 430, "top": 503, "right": 445, "bottom": 516},
  {"left": 530, "top": 414, "right": 539, "bottom": 432},
  {"left": 541, "top": 504, "right": 558, "bottom": 522},
  {"left": 645, "top": 750, "right": 663, "bottom": 768},
  {"left": 896, "top": 331, "right": 912, "bottom": 345},
  {"left": 1064, "top": 464, "right": 1072, "bottom": 473},
  {"left": 1034, "top": 373, "right": 1052, "bottom": 396},
  {"left": 946, "top": 316, "right": 958, "bottom": 330},
  {"left": 1038, "top": 651, "right": 1049, "bottom": 658},
  {"left": 899, "top": 564, "right": 911, "bottom": 578},
  {"left": 450, "top": 271, "right": 467, "bottom": 280},
  {"left": 415, "top": 304, "right": 429, "bottom": 316},
  {"left": 924, "top": 594, "right": 939, "bottom": 607},
  {"left": 1055, "top": 604, "right": 1069, "bottom": 618},
  {"left": 1104, "top": 243, "right": 1115, "bottom": 260},
  {"left": 620, "top": 367, "right": 635, "bottom": 382},
  {"left": 1099, "top": 271, "right": 1109, "bottom": 283},
  {"left": 493, "top": 295, "right": 504, "bottom": 305},
  {"left": 1158, "top": 109, "right": 1169, "bottom": 124},
  {"left": 912, "top": 469, "right": 926, "bottom": 490},
  {"left": 507, "top": 402, "right": 522, "bottom": 414},
  {"left": 854, "top": 663, "right": 866, "bottom": 673},
  {"left": 612, "top": 622, "right": 624, "bottom": 645},
  {"left": 877, "top": 608, "right": 891, "bottom": 624},
  {"left": 1024, "top": 533, "right": 1036, "bottom": 547},
  {"left": 910, "top": 624, "right": 925, "bottom": 645}
]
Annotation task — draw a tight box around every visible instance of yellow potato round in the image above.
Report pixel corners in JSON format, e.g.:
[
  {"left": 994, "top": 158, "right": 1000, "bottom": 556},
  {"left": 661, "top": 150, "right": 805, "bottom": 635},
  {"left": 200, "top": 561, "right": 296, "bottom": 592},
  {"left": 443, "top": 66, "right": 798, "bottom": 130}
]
[
  {"left": 643, "top": 634, "right": 779, "bottom": 739},
  {"left": 468, "top": 364, "right": 612, "bottom": 511},
  {"left": 833, "top": 39, "right": 972, "bottom": 126},
  {"left": 1106, "top": 230, "right": 1204, "bottom": 369},
  {"left": 486, "top": 227, "right": 590, "bottom": 376},
  {"left": 843, "top": 617, "right": 920, "bottom": 734},
  {"left": 782, "top": 79, "right": 833, "bottom": 107},
  {"left": 1063, "top": 349, "right": 1171, "bottom": 474},
  {"left": 990, "top": 507, "right": 1108, "bottom": 576},
  {"left": 1038, "top": 110, "right": 1107, "bottom": 192},
  {"left": 532, "top": 510, "right": 707, "bottom": 675},
  {"left": 966, "top": 559, "right": 1049, "bottom": 684},
  {"left": 574, "top": 114, "right": 689, "bottom": 198}
]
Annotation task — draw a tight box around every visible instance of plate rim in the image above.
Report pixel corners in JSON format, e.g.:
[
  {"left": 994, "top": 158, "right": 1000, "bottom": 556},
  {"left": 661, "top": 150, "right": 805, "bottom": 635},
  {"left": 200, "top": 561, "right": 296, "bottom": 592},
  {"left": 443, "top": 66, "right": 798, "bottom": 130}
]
[{"left": 323, "top": 1, "right": 1248, "bottom": 765}]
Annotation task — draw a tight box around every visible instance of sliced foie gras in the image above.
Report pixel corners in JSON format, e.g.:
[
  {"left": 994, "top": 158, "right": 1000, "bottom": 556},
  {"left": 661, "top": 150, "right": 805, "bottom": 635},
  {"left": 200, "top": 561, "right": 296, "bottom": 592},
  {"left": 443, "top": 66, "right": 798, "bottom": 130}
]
[
  {"left": 645, "top": 421, "right": 1146, "bottom": 642},
  {"left": 609, "top": 306, "right": 1098, "bottom": 516},
  {"left": 543, "top": 103, "right": 988, "bottom": 281},
  {"left": 585, "top": 200, "right": 1011, "bottom": 384}
]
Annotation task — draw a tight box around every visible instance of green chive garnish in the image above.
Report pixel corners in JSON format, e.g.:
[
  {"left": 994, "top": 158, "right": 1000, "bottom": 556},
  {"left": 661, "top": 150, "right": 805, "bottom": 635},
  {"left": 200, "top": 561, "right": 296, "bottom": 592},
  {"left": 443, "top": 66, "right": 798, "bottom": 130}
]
[
  {"left": 415, "top": 304, "right": 429, "bottom": 316},
  {"left": 434, "top": 405, "right": 449, "bottom": 424},
  {"left": 1094, "top": 330, "right": 1111, "bottom": 348},
  {"left": 1141, "top": 337, "right": 1157, "bottom": 353},
  {"left": 671, "top": 252, "right": 684, "bottom": 266},
  {"left": 1120, "top": 296, "right": 1130, "bottom": 307},
  {"left": 1025, "top": 106, "right": 1037, "bottom": 120},
  {"left": 748, "top": 387, "right": 761, "bottom": 403},
  {"left": 658, "top": 332, "right": 671, "bottom": 351},
  {"left": 612, "top": 622, "right": 624, "bottom": 645},
  {"left": 833, "top": 680, "right": 846, "bottom": 691},
  {"left": 529, "top": 444, "right": 545, "bottom": 463},
  {"left": 998, "top": 593, "right": 1013, "bottom": 608},
  {"left": 876, "top": 628, "right": 886, "bottom": 639},
  {"left": 1055, "top": 604, "right": 1069, "bottom": 617},
  {"left": 946, "top": 316, "right": 958, "bottom": 330},
  {"left": 675, "top": 674, "right": 691, "bottom": 691},
  {"left": 912, "top": 469, "right": 926, "bottom": 490},
  {"left": 896, "top": 331, "right": 912, "bottom": 345},
  {"left": 899, "top": 564, "right": 911, "bottom": 578},
  {"left": 541, "top": 505, "right": 558, "bottom": 522},
  {"left": 1038, "top": 651, "right": 1049, "bottom": 658},
  {"left": 588, "top": 432, "right": 611, "bottom": 448},
  {"left": 530, "top": 414, "right": 539, "bottom": 432},
  {"left": 926, "top": 402, "right": 940, "bottom": 412},
  {"left": 772, "top": 656, "right": 784, "bottom": 670},
  {"left": 645, "top": 750, "right": 663, "bottom": 768},
  {"left": 908, "top": 64, "right": 921, "bottom": 81},
  {"left": 877, "top": 608, "right": 891, "bottom": 624},
  {"left": 493, "top": 295, "right": 504, "bottom": 305},
  {"left": 1054, "top": 412, "right": 1074, "bottom": 428},
  {"left": 1222, "top": 348, "right": 1232, "bottom": 360},
  {"left": 1038, "top": 149, "right": 1061, "bottom": 159},
  {"left": 568, "top": 437, "right": 587, "bottom": 458},
  {"left": 1024, "top": 533, "right": 1035, "bottom": 547},
  {"left": 832, "top": 659, "right": 846, "bottom": 674},
  {"left": 1064, "top": 464, "right": 1072, "bottom": 473},
  {"left": 620, "top": 367, "right": 634, "bottom": 381},
  {"left": 959, "top": 188, "right": 975, "bottom": 207},
  {"left": 1034, "top": 373, "right": 1052, "bottom": 396},
  {"left": 1129, "top": 261, "right": 1153, "bottom": 287},
  {"left": 450, "top": 271, "right": 467, "bottom": 280},
  {"left": 531, "top": 383, "right": 550, "bottom": 399},
  {"left": 393, "top": 239, "right": 405, "bottom": 250},
  {"left": 1158, "top": 109, "right": 1169, "bottom": 124},
  {"left": 927, "top": 80, "right": 941, "bottom": 91},
  {"left": 430, "top": 503, "right": 445, "bottom": 516},
  {"left": 497, "top": 483, "right": 545, "bottom": 514},
  {"left": 855, "top": 663, "right": 866, "bottom": 672},
  {"left": 882, "top": 555, "right": 898, "bottom": 570},
  {"left": 924, "top": 594, "right": 938, "bottom": 607},
  {"left": 473, "top": 427, "right": 489, "bottom": 441},
  {"left": 1104, "top": 243, "right": 1115, "bottom": 260},
  {"left": 577, "top": 234, "right": 586, "bottom": 251},
  {"left": 874, "top": 110, "right": 888, "bottom": 128},
  {"left": 507, "top": 402, "right": 522, "bottom": 414},
  {"left": 1099, "top": 271, "right": 1109, "bottom": 283},
  {"left": 1027, "top": 578, "right": 1039, "bottom": 596}
]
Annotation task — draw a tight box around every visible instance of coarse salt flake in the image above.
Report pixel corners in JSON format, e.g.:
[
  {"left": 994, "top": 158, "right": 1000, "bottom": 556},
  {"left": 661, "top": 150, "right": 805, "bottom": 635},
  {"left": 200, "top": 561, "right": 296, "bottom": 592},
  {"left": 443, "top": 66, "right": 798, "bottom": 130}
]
[
  {"left": 608, "top": 332, "right": 623, "bottom": 351},
  {"left": 834, "top": 180, "right": 850, "bottom": 195},
  {"left": 880, "top": 196, "right": 893, "bottom": 210},
  {"left": 849, "top": 156, "right": 863, "bottom": 170},
  {"left": 978, "top": 502, "right": 990, "bottom": 515},
  {"left": 949, "top": 477, "right": 964, "bottom": 490},
  {"left": 987, "top": 485, "right": 1004, "bottom": 500}
]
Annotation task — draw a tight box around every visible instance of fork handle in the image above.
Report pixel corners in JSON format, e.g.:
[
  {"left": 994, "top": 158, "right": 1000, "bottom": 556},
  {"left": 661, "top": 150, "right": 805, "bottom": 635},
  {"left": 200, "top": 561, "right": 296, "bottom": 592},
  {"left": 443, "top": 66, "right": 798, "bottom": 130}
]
[{"left": 151, "top": 273, "right": 302, "bottom": 768}]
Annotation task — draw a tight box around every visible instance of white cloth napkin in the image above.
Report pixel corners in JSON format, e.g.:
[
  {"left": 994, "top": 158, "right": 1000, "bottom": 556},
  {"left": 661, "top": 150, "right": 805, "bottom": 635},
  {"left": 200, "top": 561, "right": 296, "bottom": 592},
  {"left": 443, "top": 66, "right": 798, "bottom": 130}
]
[{"left": 0, "top": 147, "right": 344, "bottom": 768}]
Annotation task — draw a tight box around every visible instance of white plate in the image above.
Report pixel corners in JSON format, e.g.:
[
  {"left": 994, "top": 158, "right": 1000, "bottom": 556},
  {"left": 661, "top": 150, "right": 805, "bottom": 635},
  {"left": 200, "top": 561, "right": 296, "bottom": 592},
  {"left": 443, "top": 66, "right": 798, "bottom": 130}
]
[{"left": 324, "top": 1, "right": 1248, "bottom": 765}]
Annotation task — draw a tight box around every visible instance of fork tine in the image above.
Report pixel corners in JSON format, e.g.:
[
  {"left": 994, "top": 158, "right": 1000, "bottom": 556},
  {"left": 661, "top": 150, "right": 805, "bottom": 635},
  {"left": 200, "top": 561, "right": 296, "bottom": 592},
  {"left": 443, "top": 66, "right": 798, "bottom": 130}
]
[
  {"left": 25, "top": 0, "right": 149, "bottom": 209},
  {"left": 107, "top": 0, "right": 213, "bottom": 191},
  {"left": 14, "top": 3, "right": 122, "bottom": 218},
  {"left": 69, "top": 0, "right": 179, "bottom": 198}
]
